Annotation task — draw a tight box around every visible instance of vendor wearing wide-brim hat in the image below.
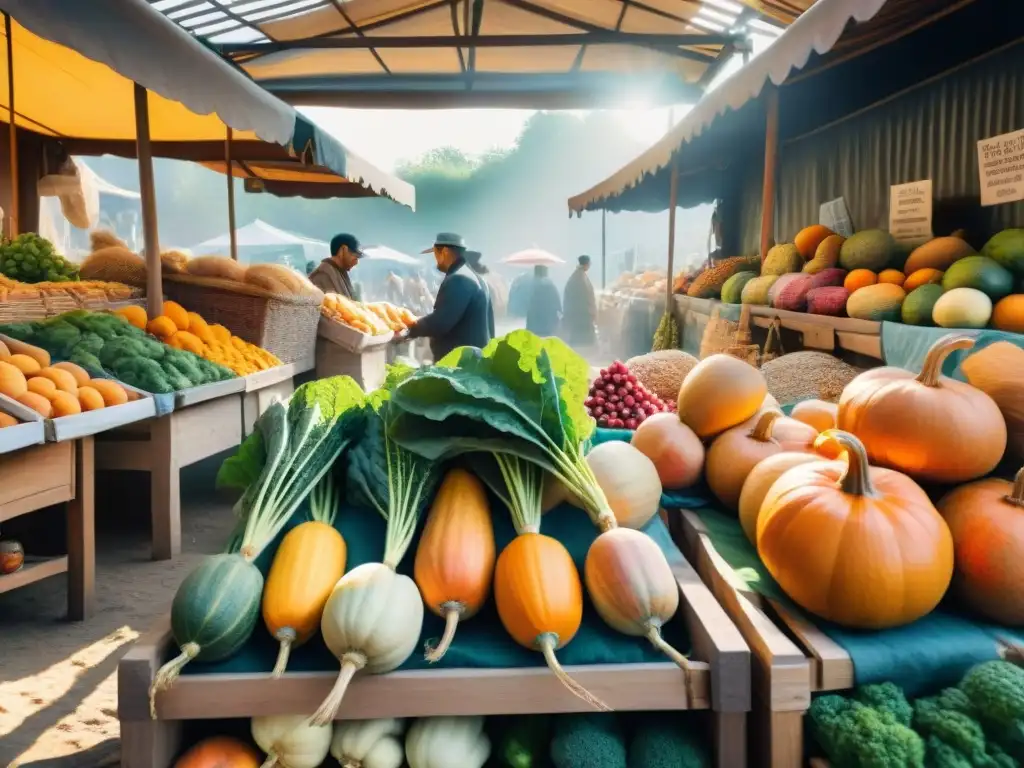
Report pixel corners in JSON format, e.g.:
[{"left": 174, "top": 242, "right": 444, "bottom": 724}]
[{"left": 400, "top": 232, "right": 494, "bottom": 361}]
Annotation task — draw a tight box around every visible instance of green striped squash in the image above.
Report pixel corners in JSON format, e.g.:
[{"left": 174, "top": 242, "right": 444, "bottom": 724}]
[
  {"left": 720, "top": 271, "right": 758, "bottom": 304},
  {"left": 901, "top": 284, "right": 944, "bottom": 326},
  {"left": 170, "top": 553, "right": 264, "bottom": 662}
]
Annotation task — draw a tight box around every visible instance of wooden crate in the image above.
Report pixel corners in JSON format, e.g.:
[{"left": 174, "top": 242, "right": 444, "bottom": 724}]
[{"left": 118, "top": 538, "right": 752, "bottom": 768}]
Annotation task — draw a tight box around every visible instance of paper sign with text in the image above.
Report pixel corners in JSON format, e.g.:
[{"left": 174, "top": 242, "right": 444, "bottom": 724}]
[
  {"left": 978, "top": 129, "right": 1024, "bottom": 206},
  {"left": 819, "top": 197, "right": 854, "bottom": 238},
  {"left": 889, "top": 180, "right": 933, "bottom": 243}
]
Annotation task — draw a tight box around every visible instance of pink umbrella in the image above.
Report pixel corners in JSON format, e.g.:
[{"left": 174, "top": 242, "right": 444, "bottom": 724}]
[{"left": 502, "top": 248, "right": 565, "bottom": 266}]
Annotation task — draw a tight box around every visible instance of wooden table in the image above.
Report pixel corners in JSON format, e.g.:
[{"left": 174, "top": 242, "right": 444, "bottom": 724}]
[
  {"left": 0, "top": 437, "right": 95, "bottom": 620},
  {"left": 118, "top": 533, "right": 751, "bottom": 768}
]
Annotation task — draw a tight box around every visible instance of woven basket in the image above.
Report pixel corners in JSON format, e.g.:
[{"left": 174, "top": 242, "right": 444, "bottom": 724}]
[{"left": 163, "top": 274, "right": 320, "bottom": 364}]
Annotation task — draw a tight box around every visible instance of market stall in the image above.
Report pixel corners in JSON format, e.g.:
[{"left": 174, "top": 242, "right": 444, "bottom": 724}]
[{"left": 119, "top": 331, "right": 752, "bottom": 768}]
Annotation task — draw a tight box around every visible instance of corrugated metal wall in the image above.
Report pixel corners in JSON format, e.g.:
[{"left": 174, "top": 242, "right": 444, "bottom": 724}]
[{"left": 738, "top": 40, "right": 1024, "bottom": 253}]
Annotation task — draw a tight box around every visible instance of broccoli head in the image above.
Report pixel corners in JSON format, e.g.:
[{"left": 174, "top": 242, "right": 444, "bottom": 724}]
[
  {"left": 99, "top": 336, "right": 148, "bottom": 369},
  {"left": 550, "top": 714, "right": 626, "bottom": 768},
  {"left": 628, "top": 717, "right": 710, "bottom": 768},
  {"left": 35, "top": 319, "right": 81, "bottom": 357},
  {"left": 913, "top": 692, "right": 1016, "bottom": 768},
  {"left": 960, "top": 661, "right": 1024, "bottom": 761},
  {"left": 0, "top": 322, "right": 37, "bottom": 341},
  {"left": 858, "top": 683, "right": 915, "bottom": 728},
  {"left": 112, "top": 357, "right": 173, "bottom": 394},
  {"left": 68, "top": 349, "right": 104, "bottom": 375},
  {"left": 810, "top": 694, "right": 925, "bottom": 768},
  {"left": 77, "top": 331, "right": 105, "bottom": 355}
]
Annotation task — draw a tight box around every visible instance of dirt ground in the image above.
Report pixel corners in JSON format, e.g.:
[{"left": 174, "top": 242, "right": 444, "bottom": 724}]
[{"left": 1, "top": 456, "right": 238, "bottom": 768}]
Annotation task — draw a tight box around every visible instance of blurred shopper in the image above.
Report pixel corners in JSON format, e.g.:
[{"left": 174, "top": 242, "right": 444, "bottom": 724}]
[
  {"left": 562, "top": 255, "right": 597, "bottom": 346},
  {"left": 525, "top": 264, "right": 561, "bottom": 337}
]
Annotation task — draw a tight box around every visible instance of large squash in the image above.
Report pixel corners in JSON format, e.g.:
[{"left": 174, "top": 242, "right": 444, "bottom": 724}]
[
  {"left": 961, "top": 341, "right": 1024, "bottom": 462},
  {"left": 740, "top": 274, "right": 780, "bottom": 306},
  {"left": 845, "top": 283, "right": 905, "bottom": 321},
  {"left": 903, "top": 236, "right": 974, "bottom": 274},
  {"left": 762, "top": 244, "right": 803, "bottom": 276},
  {"left": 932, "top": 287, "right": 992, "bottom": 329},
  {"left": 837, "top": 334, "right": 1007, "bottom": 483},
  {"left": 686, "top": 256, "right": 761, "bottom": 298},
  {"left": 941, "top": 255, "right": 1014, "bottom": 300},
  {"left": 677, "top": 354, "right": 767, "bottom": 439},
  {"left": 757, "top": 431, "right": 954, "bottom": 629},
  {"left": 174, "top": 736, "right": 261, "bottom": 768},
  {"left": 937, "top": 468, "right": 1024, "bottom": 625},
  {"left": 901, "top": 284, "right": 943, "bottom": 326},
  {"left": 803, "top": 235, "right": 844, "bottom": 274},
  {"left": 840, "top": 230, "right": 895, "bottom": 272},
  {"left": 794, "top": 225, "right": 835, "bottom": 260}
]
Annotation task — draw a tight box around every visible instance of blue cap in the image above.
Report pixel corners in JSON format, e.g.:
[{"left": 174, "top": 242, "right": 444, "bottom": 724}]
[
  {"left": 422, "top": 232, "right": 466, "bottom": 253},
  {"left": 330, "top": 233, "right": 363, "bottom": 258}
]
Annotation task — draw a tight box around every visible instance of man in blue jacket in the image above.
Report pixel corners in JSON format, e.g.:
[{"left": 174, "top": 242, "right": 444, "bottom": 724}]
[{"left": 402, "top": 233, "right": 494, "bottom": 361}]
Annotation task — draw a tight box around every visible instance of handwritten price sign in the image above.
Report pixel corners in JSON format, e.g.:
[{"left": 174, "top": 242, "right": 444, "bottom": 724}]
[{"left": 978, "top": 129, "right": 1024, "bottom": 206}]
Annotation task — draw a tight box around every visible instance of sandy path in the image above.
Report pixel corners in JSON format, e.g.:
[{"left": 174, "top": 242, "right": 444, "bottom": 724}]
[{"left": 1, "top": 457, "right": 237, "bottom": 768}]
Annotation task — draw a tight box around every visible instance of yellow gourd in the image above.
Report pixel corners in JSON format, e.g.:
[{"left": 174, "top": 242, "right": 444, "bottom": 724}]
[
  {"left": 163, "top": 301, "right": 190, "bottom": 331},
  {"left": 169, "top": 331, "right": 205, "bottom": 356},
  {"left": 147, "top": 316, "right": 177, "bottom": 339},
  {"left": 210, "top": 324, "right": 231, "bottom": 343},
  {"left": 187, "top": 313, "right": 214, "bottom": 343},
  {"left": 115, "top": 305, "right": 148, "bottom": 330}
]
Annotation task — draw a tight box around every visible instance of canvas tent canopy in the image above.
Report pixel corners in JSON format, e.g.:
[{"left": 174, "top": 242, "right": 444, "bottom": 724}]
[
  {"left": 567, "top": 0, "right": 1020, "bottom": 217},
  {"left": 192, "top": 219, "right": 328, "bottom": 258},
  {"left": 362, "top": 245, "right": 420, "bottom": 266},
  {"left": 1, "top": 0, "right": 414, "bottom": 207},
  {"left": 143, "top": 0, "right": 811, "bottom": 108}
]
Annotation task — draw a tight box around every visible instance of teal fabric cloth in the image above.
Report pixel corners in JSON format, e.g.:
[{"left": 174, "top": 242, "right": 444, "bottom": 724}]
[
  {"left": 181, "top": 499, "right": 689, "bottom": 676},
  {"left": 880, "top": 321, "right": 1024, "bottom": 379},
  {"left": 676, "top": 501, "right": 1022, "bottom": 696}
]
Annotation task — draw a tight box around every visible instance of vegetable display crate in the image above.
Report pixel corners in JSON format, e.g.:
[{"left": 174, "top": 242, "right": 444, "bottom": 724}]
[
  {"left": 671, "top": 507, "right": 1021, "bottom": 768},
  {"left": 163, "top": 274, "right": 321, "bottom": 365},
  {"left": 317, "top": 315, "right": 393, "bottom": 354},
  {"left": 95, "top": 392, "right": 244, "bottom": 561},
  {"left": 0, "top": 436, "right": 95, "bottom": 620},
  {"left": 0, "top": 396, "right": 45, "bottom": 454},
  {"left": 316, "top": 335, "right": 388, "bottom": 393},
  {"left": 118, "top": 517, "right": 752, "bottom": 768},
  {"left": 0, "top": 386, "right": 157, "bottom": 443}
]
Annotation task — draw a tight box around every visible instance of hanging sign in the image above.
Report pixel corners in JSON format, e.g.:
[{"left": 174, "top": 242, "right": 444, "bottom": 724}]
[
  {"left": 977, "top": 129, "right": 1024, "bottom": 206},
  {"left": 888, "top": 180, "right": 933, "bottom": 243},
  {"left": 819, "top": 197, "right": 854, "bottom": 238}
]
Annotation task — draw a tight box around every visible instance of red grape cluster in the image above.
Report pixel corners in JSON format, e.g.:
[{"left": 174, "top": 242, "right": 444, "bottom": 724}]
[{"left": 585, "top": 360, "right": 676, "bottom": 430}]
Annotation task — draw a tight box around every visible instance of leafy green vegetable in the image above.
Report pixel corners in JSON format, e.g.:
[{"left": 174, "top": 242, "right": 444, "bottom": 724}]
[
  {"left": 390, "top": 330, "right": 613, "bottom": 527},
  {"left": 809, "top": 692, "right": 925, "bottom": 767}
]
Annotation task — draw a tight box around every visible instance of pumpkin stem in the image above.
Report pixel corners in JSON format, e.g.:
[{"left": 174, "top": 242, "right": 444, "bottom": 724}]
[
  {"left": 916, "top": 334, "right": 976, "bottom": 387},
  {"left": 272, "top": 628, "right": 297, "bottom": 678},
  {"left": 310, "top": 651, "right": 367, "bottom": 726},
  {"left": 750, "top": 411, "right": 781, "bottom": 442},
  {"left": 425, "top": 604, "right": 463, "bottom": 663},
  {"left": 536, "top": 633, "right": 612, "bottom": 712},
  {"left": 148, "top": 642, "right": 200, "bottom": 719},
  {"left": 260, "top": 752, "right": 279, "bottom": 768},
  {"left": 820, "top": 430, "right": 878, "bottom": 497},
  {"left": 645, "top": 626, "right": 696, "bottom": 708},
  {"left": 1005, "top": 468, "right": 1024, "bottom": 508}
]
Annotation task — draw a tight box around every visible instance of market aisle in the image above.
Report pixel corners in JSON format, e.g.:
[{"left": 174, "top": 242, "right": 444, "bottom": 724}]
[{"left": 0, "top": 457, "right": 238, "bottom": 767}]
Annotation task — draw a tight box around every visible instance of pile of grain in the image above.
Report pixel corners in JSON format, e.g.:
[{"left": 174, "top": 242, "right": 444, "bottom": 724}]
[
  {"left": 626, "top": 349, "right": 699, "bottom": 401},
  {"left": 761, "top": 351, "right": 863, "bottom": 404}
]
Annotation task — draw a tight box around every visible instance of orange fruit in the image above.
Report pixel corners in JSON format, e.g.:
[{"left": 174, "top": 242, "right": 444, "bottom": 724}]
[
  {"left": 88, "top": 379, "right": 129, "bottom": 407},
  {"left": 26, "top": 376, "right": 57, "bottom": 398},
  {"left": 17, "top": 391, "right": 52, "bottom": 417},
  {"left": 77, "top": 386, "right": 105, "bottom": 412},
  {"left": 0, "top": 360, "right": 27, "bottom": 399},
  {"left": 0, "top": 412, "right": 17, "bottom": 428},
  {"left": 878, "top": 269, "right": 906, "bottom": 287},
  {"left": 52, "top": 361, "right": 91, "bottom": 387},
  {"left": 7, "top": 353, "right": 41, "bottom": 376},
  {"left": 844, "top": 269, "right": 878, "bottom": 293},
  {"left": 37, "top": 366, "right": 78, "bottom": 395},
  {"left": 49, "top": 390, "right": 82, "bottom": 417}
]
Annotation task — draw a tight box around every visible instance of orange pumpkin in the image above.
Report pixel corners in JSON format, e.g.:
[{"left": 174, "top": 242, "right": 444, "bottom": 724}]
[
  {"left": 794, "top": 224, "right": 835, "bottom": 260},
  {"left": 173, "top": 736, "right": 261, "bottom": 768},
  {"left": 878, "top": 269, "right": 906, "bottom": 286},
  {"left": 677, "top": 354, "right": 767, "bottom": 439},
  {"left": 937, "top": 468, "right": 1024, "bottom": 625},
  {"left": 961, "top": 341, "right": 1024, "bottom": 462},
  {"left": 843, "top": 269, "right": 878, "bottom": 293},
  {"left": 757, "top": 431, "right": 954, "bottom": 629},
  {"left": 991, "top": 294, "right": 1024, "bottom": 333},
  {"left": 705, "top": 411, "right": 818, "bottom": 510},
  {"left": 738, "top": 451, "right": 823, "bottom": 543},
  {"left": 837, "top": 334, "right": 1006, "bottom": 483},
  {"left": 414, "top": 468, "right": 495, "bottom": 662},
  {"left": 903, "top": 268, "right": 944, "bottom": 292},
  {"left": 790, "top": 399, "right": 837, "bottom": 433}
]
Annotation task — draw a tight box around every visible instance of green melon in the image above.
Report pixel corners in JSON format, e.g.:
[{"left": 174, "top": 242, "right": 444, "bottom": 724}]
[
  {"left": 169, "top": 553, "right": 264, "bottom": 662},
  {"left": 846, "top": 283, "right": 906, "bottom": 322},
  {"left": 933, "top": 287, "right": 993, "bottom": 329},
  {"left": 740, "top": 274, "right": 780, "bottom": 305},
  {"left": 839, "top": 230, "right": 896, "bottom": 272},
  {"left": 901, "top": 284, "right": 943, "bottom": 326},
  {"left": 981, "top": 228, "right": 1024, "bottom": 275},
  {"left": 941, "top": 255, "right": 1014, "bottom": 300},
  {"left": 762, "top": 244, "right": 802, "bottom": 276},
  {"left": 720, "top": 271, "right": 758, "bottom": 304}
]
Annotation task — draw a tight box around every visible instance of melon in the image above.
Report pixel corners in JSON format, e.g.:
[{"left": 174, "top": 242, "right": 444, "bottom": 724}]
[
  {"left": 794, "top": 225, "right": 835, "bottom": 260},
  {"left": 901, "top": 284, "right": 943, "bottom": 326},
  {"left": 769, "top": 273, "right": 804, "bottom": 307},
  {"left": 762, "top": 244, "right": 803, "bottom": 276},
  {"left": 720, "top": 271, "right": 758, "bottom": 304},
  {"left": 773, "top": 274, "right": 815, "bottom": 312},
  {"left": 807, "top": 267, "right": 847, "bottom": 289},
  {"left": 981, "top": 229, "right": 1024, "bottom": 275},
  {"left": 904, "top": 236, "right": 975, "bottom": 274},
  {"left": 846, "top": 283, "right": 906, "bottom": 322},
  {"left": 933, "top": 287, "right": 992, "bottom": 329},
  {"left": 941, "top": 255, "right": 1014, "bottom": 300},
  {"left": 806, "top": 286, "right": 849, "bottom": 316},
  {"left": 839, "top": 230, "right": 895, "bottom": 272},
  {"left": 803, "top": 235, "right": 844, "bottom": 274},
  {"left": 740, "top": 274, "right": 780, "bottom": 305}
]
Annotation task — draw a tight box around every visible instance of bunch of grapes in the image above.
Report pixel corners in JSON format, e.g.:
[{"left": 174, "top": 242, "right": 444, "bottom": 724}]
[
  {"left": 585, "top": 360, "right": 676, "bottom": 430},
  {"left": 0, "top": 233, "right": 79, "bottom": 283}
]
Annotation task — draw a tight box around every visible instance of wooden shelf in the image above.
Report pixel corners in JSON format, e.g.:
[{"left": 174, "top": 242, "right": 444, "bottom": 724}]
[{"left": 0, "top": 555, "right": 68, "bottom": 594}]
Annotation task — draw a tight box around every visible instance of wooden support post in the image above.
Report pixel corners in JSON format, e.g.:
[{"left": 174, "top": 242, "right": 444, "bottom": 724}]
[
  {"left": 601, "top": 208, "right": 607, "bottom": 289},
  {"left": 666, "top": 159, "right": 679, "bottom": 308},
  {"left": 5, "top": 14, "right": 18, "bottom": 237},
  {"left": 759, "top": 86, "right": 780, "bottom": 262},
  {"left": 134, "top": 83, "right": 163, "bottom": 318},
  {"left": 226, "top": 127, "right": 238, "bottom": 261}
]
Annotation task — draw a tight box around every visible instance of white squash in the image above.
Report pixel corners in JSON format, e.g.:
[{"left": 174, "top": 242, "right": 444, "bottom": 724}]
[
  {"left": 405, "top": 716, "right": 490, "bottom": 768},
  {"left": 585, "top": 441, "right": 662, "bottom": 530},
  {"left": 331, "top": 718, "right": 405, "bottom": 768},
  {"left": 251, "top": 715, "right": 331, "bottom": 768}
]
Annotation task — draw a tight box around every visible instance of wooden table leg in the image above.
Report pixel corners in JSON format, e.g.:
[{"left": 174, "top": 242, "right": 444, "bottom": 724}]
[
  {"left": 150, "top": 416, "right": 180, "bottom": 561},
  {"left": 67, "top": 436, "right": 96, "bottom": 621},
  {"left": 120, "top": 718, "right": 182, "bottom": 768},
  {"left": 713, "top": 710, "right": 747, "bottom": 768}
]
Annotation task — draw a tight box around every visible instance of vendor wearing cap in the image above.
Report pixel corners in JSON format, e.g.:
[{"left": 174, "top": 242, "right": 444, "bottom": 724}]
[
  {"left": 309, "top": 233, "right": 363, "bottom": 299},
  {"left": 402, "top": 233, "right": 494, "bottom": 361}
]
